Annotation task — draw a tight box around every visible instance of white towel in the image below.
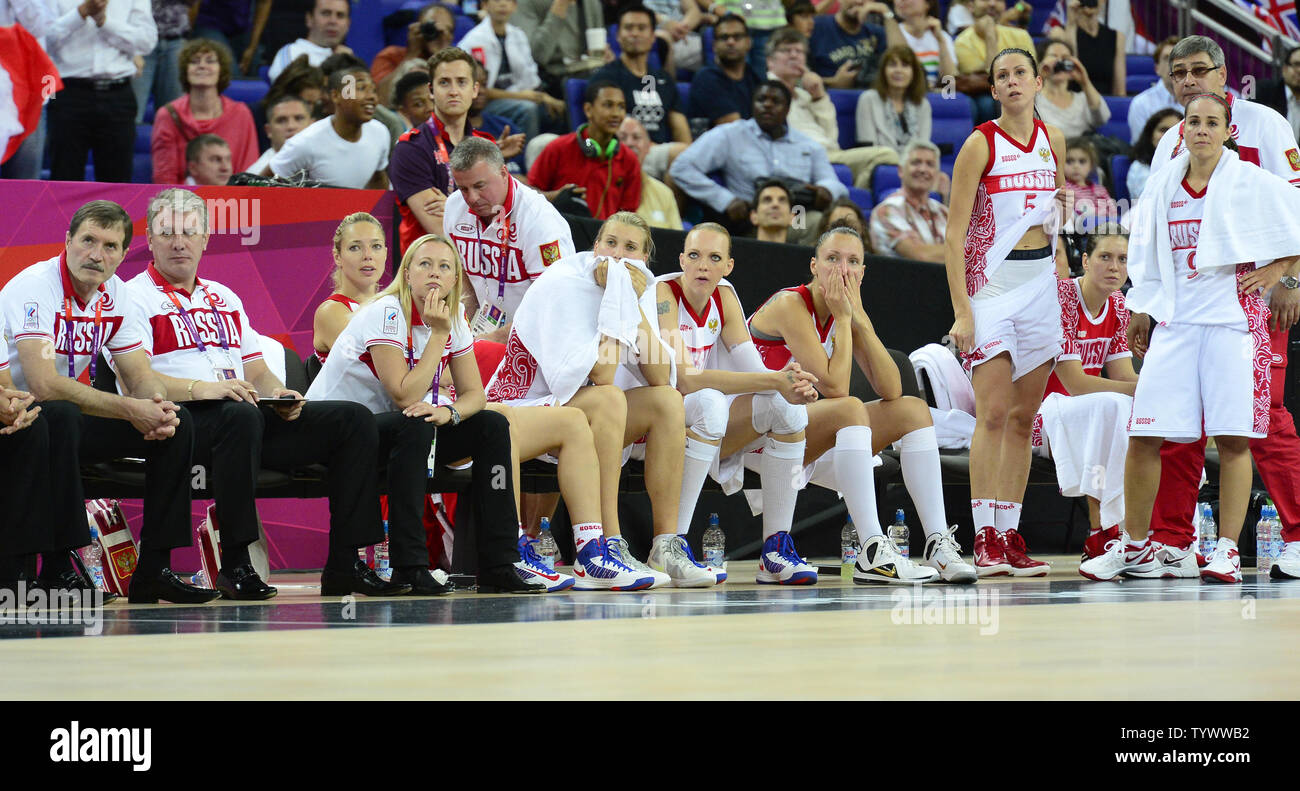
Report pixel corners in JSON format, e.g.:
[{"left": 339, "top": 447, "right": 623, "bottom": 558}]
[
  {"left": 1127, "top": 148, "right": 1300, "bottom": 324},
  {"left": 1038, "top": 391, "right": 1132, "bottom": 530},
  {"left": 909, "top": 343, "right": 975, "bottom": 416}
]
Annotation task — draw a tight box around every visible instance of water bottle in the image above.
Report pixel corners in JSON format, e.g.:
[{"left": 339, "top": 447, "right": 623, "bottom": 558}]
[
  {"left": 1199, "top": 503, "right": 1217, "bottom": 559},
  {"left": 537, "top": 517, "right": 558, "bottom": 572},
  {"left": 840, "top": 515, "right": 859, "bottom": 578},
  {"left": 1256, "top": 507, "right": 1273, "bottom": 574},
  {"left": 85, "top": 527, "right": 106, "bottom": 591},
  {"left": 702, "top": 513, "right": 725, "bottom": 570},
  {"left": 375, "top": 521, "right": 391, "bottom": 581},
  {"left": 191, "top": 569, "right": 209, "bottom": 588},
  {"left": 1271, "top": 505, "right": 1286, "bottom": 571},
  {"left": 888, "top": 509, "right": 909, "bottom": 559}
]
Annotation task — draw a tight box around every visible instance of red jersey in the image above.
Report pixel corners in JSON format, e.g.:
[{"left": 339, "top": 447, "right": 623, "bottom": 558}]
[
  {"left": 1044, "top": 277, "right": 1130, "bottom": 397},
  {"left": 748, "top": 285, "right": 835, "bottom": 371},
  {"left": 314, "top": 293, "right": 360, "bottom": 364}
]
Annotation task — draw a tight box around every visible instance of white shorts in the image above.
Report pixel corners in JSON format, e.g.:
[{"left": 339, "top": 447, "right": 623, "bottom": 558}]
[
  {"left": 966, "top": 264, "right": 1061, "bottom": 381},
  {"left": 1128, "top": 322, "right": 1269, "bottom": 441}
]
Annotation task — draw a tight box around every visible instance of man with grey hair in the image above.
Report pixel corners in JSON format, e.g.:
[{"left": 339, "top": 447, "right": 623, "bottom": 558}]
[
  {"left": 444, "top": 136, "right": 576, "bottom": 342},
  {"left": 121, "top": 188, "right": 415, "bottom": 599},
  {"left": 1145, "top": 34, "right": 1300, "bottom": 580},
  {"left": 868, "top": 139, "right": 947, "bottom": 262}
]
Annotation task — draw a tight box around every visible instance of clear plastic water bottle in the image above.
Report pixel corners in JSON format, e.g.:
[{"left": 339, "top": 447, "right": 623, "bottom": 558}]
[
  {"left": 1256, "top": 507, "right": 1273, "bottom": 574},
  {"left": 888, "top": 509, "right": 910, "bottom": 559},
  {"left": 1199, "top": 503, "right": 1217, "bottom": 559},
  {"left": 191, "top": 569, "right": 209, "bottom": 588},
  {"left": 1270, "top": 505, "right": 1286, "bottom": 572},
  {"left": 840, "top": 515, "right": 859, "bottom": 578},
  {"left": 375, "top": 521, "right": 391, "bottom": 581},
  {"left": 537, "top": 517, "right": 558, "bottom": 572},
  {"left": 85, "top": 527, "right": 105, "bottom": 591},
  {"left": 702, "top": 513, "right": 725, "bottom": 570}
]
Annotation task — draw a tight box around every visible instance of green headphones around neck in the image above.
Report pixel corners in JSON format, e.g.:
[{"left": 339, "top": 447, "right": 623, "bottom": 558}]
[{"left": 577, "top": 123, "right": 619, "bottom": 160}]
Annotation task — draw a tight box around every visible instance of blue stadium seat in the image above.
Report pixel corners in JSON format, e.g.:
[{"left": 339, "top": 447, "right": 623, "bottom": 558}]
[
  {"left": 565, "top": 78, "right": 587, "bottom": 129},
  {"left": 258, "top": 65, "right": 270, "bottom": 82},
  {"left": 928, "top": 92, "right": 973, "bottom": 155},
  {"left": 226, "top": 79, "right": 269, "bottom": 109},
  {"left": 453, "top": 13, "right": 475, "bottom": 42},
  {"left": 827, "top": 88, "right": 858, "bottom": 150},
  {"left": 848, "top": 186, "right": 873, "bottom": 214},
  {"left": 1110, "top": 154, "right": 1131, "bottom": 203},
  {"left": 1126, "top": 54, "right": 1156, "bottom": 79},
  {"left": 701, "top": 26, "right": 713, "bottom": 68},
  {"left": 871, "top": 165, "right": 901, "bottom": 201},
  {"left": 1127, "top": 73, "right": 1157, "bottom": 94},
  {"left": 832, "top": 163, "right": 852, "bottom": 188},
  {"left": 678, "top": 81, "right": 690, "bottom": 109},
  {"left": 135, "top": 124, "right": 152, "bottom": 154},
  {"left": 133, "top": 154, "right": 153, "bottom": 184},
  {"left": 1097, "top": 95, "right": 1131, "bottom": 142}
]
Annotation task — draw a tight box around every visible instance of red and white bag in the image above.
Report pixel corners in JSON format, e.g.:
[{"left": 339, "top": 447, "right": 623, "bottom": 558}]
[
  {"left": 196, "top": 504, "right": 271, "bottom": 585},
  {"left": 80, "top": 499, "right": 139, "bottom": 596}
]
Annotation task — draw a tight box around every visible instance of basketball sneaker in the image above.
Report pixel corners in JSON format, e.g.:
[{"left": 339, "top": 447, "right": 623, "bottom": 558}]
[
  {"left": 1078, "top": 536, "right": 1158, "bottom": 581},
  {"left": 515, "top": 535, "right": 575, "bottom": 592},
  {"left": 755, "top": 531, "right": 818, "bottom": 585},
  {"left": 1201, "top": 540, "right": 1242, "bottom": 584},
  {"left": 853, "top": 534, "right": 940, "bottom": 585},
  {"left": 607, "top": 537, "right": 670, "bottom": 588},
  {"left": 647, "top": 535, "right": 717, "bottom": 588},
  {"left": 921, "top": 525, "right": 978, "bottom": 584},
  {"left": 973, "top": 526, "right": 1012, "bottom": 577},
  {"left": 1125, "top": 541, "right": 1198, "bottom": 579},
  {"left": 1081, "top": 526, "right": 1121, "bottom": 562},
  {"left": 1196, "top": 550, "right": 1208, "bottom": 568},
  {"left": 1272, "top": 542, "right": 1300, "bottom": 580},
  {"left": 572, "top": 537, "right": 656, "bottom": 591},
  {"left": 1001, "top": 529, "right": 1051, "bottom": 577}
]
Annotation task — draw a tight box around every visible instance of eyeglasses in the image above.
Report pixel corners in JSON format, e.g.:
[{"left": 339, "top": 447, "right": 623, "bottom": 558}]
[
  {"left": 1169, "top": 65, "right": 1220, "bottom": 81},
  {"left": 775, "top": 46, "right": 806, "bottom": 57},
  {"left": 717, "top": 32, "right": 749, "bottom": 41}
]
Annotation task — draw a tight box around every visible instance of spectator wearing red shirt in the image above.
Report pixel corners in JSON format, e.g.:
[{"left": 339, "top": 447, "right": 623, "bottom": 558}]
[
  {"left": 151, "top": 38, "right": 258, "bottom": 184},
  {"left": 527, "top": 80, "right": 643, "bottom": 219}
]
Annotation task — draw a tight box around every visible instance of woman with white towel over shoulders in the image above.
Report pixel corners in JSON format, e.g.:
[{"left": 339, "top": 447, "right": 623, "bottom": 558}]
[{"left": 1081, "top": 93, "right": 1300, "bottom": 584}]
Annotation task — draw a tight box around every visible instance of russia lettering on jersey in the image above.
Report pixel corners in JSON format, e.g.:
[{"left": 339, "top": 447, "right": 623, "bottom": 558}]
[
  {"left": 149, "top": 309, "right": 245, "bottom": 356},
  {"left": 1044, "top": 277, "right": 1129, "bottom": 397},
  {"left": 55, "top": 314, "right": 125, "bottom": 356},
  {"left": 965, "top": 120, "right": 1058, "bottom": 296},
  {"left": 453, "top": 236, "right": 527, "bottom": 284}
]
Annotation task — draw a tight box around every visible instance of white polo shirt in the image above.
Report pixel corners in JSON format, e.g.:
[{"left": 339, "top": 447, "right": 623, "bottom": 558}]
[
  {"left": 123, "top": 265, "right": 264, "bottom": 384},
  {"left": 0, "top": 254, "right": 144, "bottom": 391},
  {"left": 305, "top": 293, "right": 474, "bottom": 414}
]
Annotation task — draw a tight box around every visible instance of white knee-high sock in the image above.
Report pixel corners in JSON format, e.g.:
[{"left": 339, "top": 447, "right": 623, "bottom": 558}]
[
  {"left": 759, "top": 436, "right": 806, "bottom": 541},
  {"left": 677, "top": 437, "right": 720, "bottom": 535},
  {"left": 898, "top": 426, "right": 949, "bottom": 541},
  {"left": 832, "top": 426, "right": 885, "bottom": 543}
]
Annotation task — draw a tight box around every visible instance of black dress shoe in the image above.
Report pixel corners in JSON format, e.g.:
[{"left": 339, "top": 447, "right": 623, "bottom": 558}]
[
  {"left": 320, "top": 560, "right": 412, "bottom": 597},
  {"left": 476, "top": 564, "right": 546, "bottom": 594},
  {"left": 215, "top": 564, "right": 278, "bottom": 600},
  {"left": 37, "top": 569, "right": 120, "bottom": 604},
  {"left": 390, "top": 567, "right": 455, "bottom": 596},
  {"left": 127, "top": 569, "right": 221, "bottom": 604}
]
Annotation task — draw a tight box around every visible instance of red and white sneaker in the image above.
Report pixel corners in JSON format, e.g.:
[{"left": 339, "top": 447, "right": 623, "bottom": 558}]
[
  {"left": 1124, "top": 541, "right": 1199, "bottom": 579},
  {"left": 1080, "top": 526, "right": 1121, "bottom": 562},
  {"left": 1196, "top": 550, "right": 1208, "bottom": 568},
  {"left": 974, "top": 526, "right": 1012, "bottom": 577},
  {"left": 1201, "top": 540, "right": 1242, "bottom": 584},
  {"left": 1002, "top": 529, "right": 1051, "bottom": 577}
]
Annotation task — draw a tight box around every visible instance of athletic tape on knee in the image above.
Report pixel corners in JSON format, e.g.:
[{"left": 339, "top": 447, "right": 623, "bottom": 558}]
[
  {"left": 897, "top": 425, "right": 937, "bottom": 453},
  {"left": 751, "top": 392, "right": 808, "bottom": 435},
  {"left": 684, "top": 388, "right": 729, "bottom": 442},
  {"left": 835, "top": 424, "right": 873, "bottom": 451}
]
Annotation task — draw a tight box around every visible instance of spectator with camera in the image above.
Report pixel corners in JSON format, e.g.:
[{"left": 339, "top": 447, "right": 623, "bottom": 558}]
[
  {"left": 528, "top": 79, "right": 642, "bottom": 218},
  {"left": 952, "top": 0, "right": 1033, "bottom": 124},
  {"left": 459, "top": 0, "right": 567, "bottom": 141},
  {"left": 151, "top": 38, "right": 258, "bottom": 184},
  {"left": 267, "top": 0, "right": 352, "bottom": 82},
  {"left": 668, "top": 80, "right": 845, "bottom": 238},
  {"left": 371, "top": 2, "right": 456, "bottom": 85},
  {"left": 808, "top": 0, "right": 903, "bottom": 89},
  {"left": 1034, "top": 38, "right": 1110, "bottom": 139},
  {"left": 1048, "top": 0, "right": 1125, "bottom": 97}
]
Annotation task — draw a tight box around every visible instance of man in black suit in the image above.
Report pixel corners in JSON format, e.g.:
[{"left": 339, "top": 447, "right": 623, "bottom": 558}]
[{"left": 1255, "top": 45, "right": 1300, "bottom": 144}]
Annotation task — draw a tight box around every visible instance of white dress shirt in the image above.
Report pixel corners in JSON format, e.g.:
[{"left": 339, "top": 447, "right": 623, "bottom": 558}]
[
  {"left": 45, "top": 0, "right": 157, "bottom": 80},
  {"left": 0, "top": 0, "right": 58, "bottom": 47}
]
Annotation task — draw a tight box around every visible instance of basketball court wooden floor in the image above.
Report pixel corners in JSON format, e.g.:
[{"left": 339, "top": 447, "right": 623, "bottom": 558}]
[{"left": 3, "top": 556, "right": 1298, "bottom": 700}]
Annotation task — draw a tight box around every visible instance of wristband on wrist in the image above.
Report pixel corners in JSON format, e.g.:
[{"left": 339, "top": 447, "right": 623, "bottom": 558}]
[{"left": 187, "top": 379, "right": 197, "bottom": 399}]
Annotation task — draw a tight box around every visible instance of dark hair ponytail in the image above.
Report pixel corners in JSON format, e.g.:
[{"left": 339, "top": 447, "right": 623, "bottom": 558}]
[{"left": 1224, "top": 137, "right": 1239, "bottom": 152}]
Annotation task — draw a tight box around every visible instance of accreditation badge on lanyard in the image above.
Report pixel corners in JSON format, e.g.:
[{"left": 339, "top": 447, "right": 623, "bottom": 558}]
[
  {"left": 468, "top": 211, "right": 513, "bottom": 335},
  {"left": 63, "top": 295, "right": 105, "bottom": 385},
  {"left": 167, "top": 287, "right": 236, "bottom": 380},
  {"left": 408, "top": 311, "right": 448, "bottom": 478}
]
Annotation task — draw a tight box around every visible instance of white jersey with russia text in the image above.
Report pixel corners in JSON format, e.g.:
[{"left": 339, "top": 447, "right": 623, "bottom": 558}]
[
  {"left": 1166, "top": 179, "right": 1252, "bottom": 329},
  {"left": 443, "top": 175, "right": 576, "bottom": 327},
  {"left": 0, "top": 254, "right": 144, "bottom": 392},
  {"left": 660, "top": 274, "right": 725, "bottom": 371},
  {"left": 1152, "top": 94, "right": 1300, "bottom": 186},
  {"left": 305, "top": 293, "right": 474, "bottom": 415},
  {"left": 124, "top": 266, "right": 264, "bottom": 385},
  {"left": 964, "top": 119, "right": 1059, "bottom": 297}
]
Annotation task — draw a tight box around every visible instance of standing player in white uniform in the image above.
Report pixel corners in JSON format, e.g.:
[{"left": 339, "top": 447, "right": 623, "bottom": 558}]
[
  {"left": 651, "top": 223, "right": 822, "bottom": 586},
  {"left": 1082, "top": 93, "right": 1300, "bottom": 583},
  {"left": 444, "top": 137, "right": 576, "bottom": 344},
  {"left": 945, "top": 46, "right": 1069, "bottom": 578},
  {"left": 1030, "top": 229, "right": 1141, "bottom": 571},
  {"left": 748, "top": 226, "right": 975, "bottom": 585},
  {"left": 1144, "top": 36, "right": 1300, "bottom": 579}
]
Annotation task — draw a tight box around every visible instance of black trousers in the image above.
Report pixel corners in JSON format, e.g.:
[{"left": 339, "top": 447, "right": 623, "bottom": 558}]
[
  {"left": 44, "top": 401, "right": 196, "bottom": 553},
  {"left": 185, "top": 400, "right": 383, "bottom": 559},
  {"left": 1, "top": 400, "right": 66, "bottom": 560},
  {"left": 374, "top": 409, "right": 518, "bottom": 570},
  {"left": 47, "top": 81, "right": 136, "bottom": 183}
]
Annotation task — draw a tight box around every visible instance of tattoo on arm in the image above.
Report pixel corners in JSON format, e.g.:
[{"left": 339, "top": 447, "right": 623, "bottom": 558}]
[{"left": 657, "top": 300, "right": 672, "bottom": 315}]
